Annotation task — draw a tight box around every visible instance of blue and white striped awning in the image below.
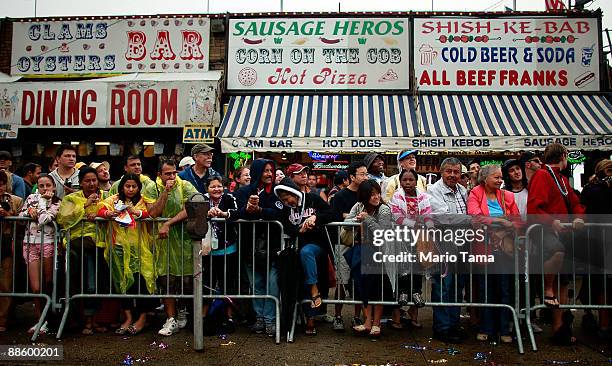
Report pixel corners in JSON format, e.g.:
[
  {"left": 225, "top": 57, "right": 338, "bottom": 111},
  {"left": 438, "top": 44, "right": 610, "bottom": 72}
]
[{"left": 218, "top": 94, "right": 612, "bottom": 152}]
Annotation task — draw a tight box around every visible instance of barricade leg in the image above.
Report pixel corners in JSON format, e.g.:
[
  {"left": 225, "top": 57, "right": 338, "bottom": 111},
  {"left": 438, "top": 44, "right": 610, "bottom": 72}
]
[{"left": 193, "top": 239, "right": 203, "bottom": 352}]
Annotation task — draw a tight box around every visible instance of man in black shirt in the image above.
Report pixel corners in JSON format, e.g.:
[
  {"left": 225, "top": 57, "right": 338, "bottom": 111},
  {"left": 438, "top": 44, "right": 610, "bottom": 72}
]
[{"left": 329, "top": 161, "right": 368, "bottom": 331}]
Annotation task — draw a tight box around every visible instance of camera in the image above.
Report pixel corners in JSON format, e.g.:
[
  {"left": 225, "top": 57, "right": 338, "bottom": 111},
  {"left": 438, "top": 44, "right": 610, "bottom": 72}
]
[{"left": 0, "top": 195, "right": 11, "bottom": 212}]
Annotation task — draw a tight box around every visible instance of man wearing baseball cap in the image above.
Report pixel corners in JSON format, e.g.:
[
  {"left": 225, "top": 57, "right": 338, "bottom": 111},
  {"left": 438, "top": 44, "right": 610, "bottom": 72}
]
[
  {"left": 0, "top": 151, "right": 26, "bottom": 199},
  {"left": 519, "top": 151, "right": 542, "bottom": 183},
  {"left": 178, "top": 144, "right": 220, "bottom": 194},
  {"left": 286, "top": 163, "right": 310, "bottom": 193},
  {"left": 178, "top": 156, "right": 195, "bottom": 172},
  {"left": 90, "top": 161, "right": 112, "bottom": 192},
  {"left": 382, "top": 149, "right": 427, "bottom": 203}
]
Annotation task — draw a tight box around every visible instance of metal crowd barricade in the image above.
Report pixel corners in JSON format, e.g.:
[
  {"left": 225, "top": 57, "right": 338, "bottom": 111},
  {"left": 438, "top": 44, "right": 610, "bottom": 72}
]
[
  {"left": 524, "top": 222, "right": 612, "bottom": 352},
  {"left": 55, "top": 217, "right": 285, "bottom": 345},
  {"left": 200, "top": 218, "right": 284, "bottom": 344},
  {"left": 0, "top": 216, "right": 62, "bottom": 341},
  {"left": 56, "top": 217, "right": 197, "bottom": 339},
  {"left": 286, "top": 221, "right": 527, "bottom": 354}
]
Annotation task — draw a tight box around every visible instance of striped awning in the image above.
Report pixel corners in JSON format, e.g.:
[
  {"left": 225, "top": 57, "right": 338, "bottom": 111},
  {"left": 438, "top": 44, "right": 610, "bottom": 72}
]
[{"left": 218, "top": 94, "right": 612, "bottom": 152}]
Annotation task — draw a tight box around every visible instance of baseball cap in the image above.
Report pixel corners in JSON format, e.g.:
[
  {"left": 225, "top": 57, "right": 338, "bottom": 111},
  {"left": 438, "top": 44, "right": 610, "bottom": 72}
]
[
  {"left": 519, "top": 151, "right": 540, "bottom": 164},
  {"left": 502, "top": 159, "right": 521, "bottom": 170},
  {"left": 89, "top": 161, "right": 110, "bottom": 171},
  {"left": 179, "top": 156, "right": 196, "bottom": 168},
  {"left": 0, "top": 151, "right": 12, "bottom": 160},
  {"left": 286, "top": 163, "right": 309, "bottom": 176},
  {"left": 75, "top": 162, "right": 87, "bottom": 170},
  {"left": 191, "top": 144, "right": 214, "bottom": 156}
]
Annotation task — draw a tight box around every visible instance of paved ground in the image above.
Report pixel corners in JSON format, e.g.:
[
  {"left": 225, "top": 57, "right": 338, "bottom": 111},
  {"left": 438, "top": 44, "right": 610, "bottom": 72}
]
[{"left": 1, "top": 302, "right": 611, "bottom": 366}]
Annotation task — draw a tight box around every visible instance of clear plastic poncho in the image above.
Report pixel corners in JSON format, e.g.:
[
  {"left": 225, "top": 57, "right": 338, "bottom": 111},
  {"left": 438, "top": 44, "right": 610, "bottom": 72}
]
[
  {"left": 100, "top": 194, "right": 156, "bottom": 294},
  {"left": 142, "top": 177, "right": 198, "bottom": 276},
  {"left": 57, "top": 190, "right": 108, "bottom": 248}
]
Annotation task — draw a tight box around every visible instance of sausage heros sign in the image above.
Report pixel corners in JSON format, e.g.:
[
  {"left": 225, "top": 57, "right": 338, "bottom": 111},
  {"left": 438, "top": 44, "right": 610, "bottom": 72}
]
[
  {"left": 414, "top": 17, "right": 600, "bottom": 92},
  {"left": 11, "top": 17, "right": 210, "bottom": 76},
  {"left": 227, "top": 18, "right": 410, "bottom": 90}
]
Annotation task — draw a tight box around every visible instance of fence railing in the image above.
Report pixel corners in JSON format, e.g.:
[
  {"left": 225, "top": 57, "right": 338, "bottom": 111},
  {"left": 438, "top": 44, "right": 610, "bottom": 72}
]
[
  {"left": 3, "top": 214, "right": 612, "bottom": 353},
  {"left": 54, "top": 217, "right": 284, "bottom": 346},
  {"left": 0, "top": 217, "right": 61, "bottom": 341},
  {"left": 523, "top": 222, "right": 612, "bottom": 351}
]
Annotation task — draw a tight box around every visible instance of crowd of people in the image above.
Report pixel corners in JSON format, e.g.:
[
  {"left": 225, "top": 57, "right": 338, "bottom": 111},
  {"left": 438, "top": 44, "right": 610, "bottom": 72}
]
[{"left": 0, "top": 142, "right": 610, "bottom": 347}]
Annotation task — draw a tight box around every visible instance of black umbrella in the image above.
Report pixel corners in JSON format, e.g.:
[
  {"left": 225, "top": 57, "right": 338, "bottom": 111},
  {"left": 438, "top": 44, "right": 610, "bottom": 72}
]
[{"left": 277, "top": 240, "right": 301, "bottom": 337}]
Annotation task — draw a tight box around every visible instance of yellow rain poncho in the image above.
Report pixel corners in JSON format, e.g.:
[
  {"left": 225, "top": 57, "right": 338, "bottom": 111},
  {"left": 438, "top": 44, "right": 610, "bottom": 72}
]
[
  {"left": 100, "top": 195, "right": 156, "bottom": 294},
  {"left": 57, "top": 190, "right": 108, "bottom": 248},
  {"left": 142, "top": 176, "right": 198, "bottom": 276},
  {"left": 109, "top": 174, "right": 154, "bottom": 196}
]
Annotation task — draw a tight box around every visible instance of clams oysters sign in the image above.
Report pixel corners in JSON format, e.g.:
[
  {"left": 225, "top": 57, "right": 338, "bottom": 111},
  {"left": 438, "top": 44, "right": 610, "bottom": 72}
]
[
  {"left": 227, "top": 18, "right": 410, "bottom": 90},
  {"left": 11, "top": 17, "right": 210, "bottom": 76}
]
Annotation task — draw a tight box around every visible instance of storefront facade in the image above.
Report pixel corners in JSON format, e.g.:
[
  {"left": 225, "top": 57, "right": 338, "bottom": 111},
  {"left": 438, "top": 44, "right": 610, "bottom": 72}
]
[
  {"left": 0, "top": 15, "right": 225, "bottom": 176},
  {"left": 217, "top": 13, "right": 611, "bottom": 183}
]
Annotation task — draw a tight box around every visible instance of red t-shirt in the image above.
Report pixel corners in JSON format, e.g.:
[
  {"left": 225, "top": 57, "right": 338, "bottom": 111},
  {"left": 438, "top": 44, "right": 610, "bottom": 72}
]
[{"left": 527, "top": 165, "right": 585, "bottom": 224}]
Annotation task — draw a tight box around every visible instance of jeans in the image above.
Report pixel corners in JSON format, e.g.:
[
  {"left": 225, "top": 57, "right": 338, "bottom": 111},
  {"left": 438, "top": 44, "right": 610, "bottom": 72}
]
[
  {"left": 245, "top": 262, "right": 279, "bottom": 326},
  {"left": 431, "top": 273, "right": 462, "bottom": 333},
  {"left": 300, "top": 244, "right": 324, "bottom": 285},
  {"left": 478, "top": 273, "right": 512, "bottom": 336}
]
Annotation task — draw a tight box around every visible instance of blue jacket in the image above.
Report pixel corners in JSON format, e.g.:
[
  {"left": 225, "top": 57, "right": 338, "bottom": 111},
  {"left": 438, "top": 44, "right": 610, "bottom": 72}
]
[
  {"left": 11, "top": 174, "right": 26, "bottom": 200},
  {"left": 233, "top": 159, "right": 283, "bottom": 260},
  {"left": 177, "top": 165, "right": 220, "bottom": 194}
]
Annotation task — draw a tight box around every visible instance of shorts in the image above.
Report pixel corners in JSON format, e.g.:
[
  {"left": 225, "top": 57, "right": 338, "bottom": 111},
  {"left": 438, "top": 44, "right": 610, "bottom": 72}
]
[
  {"left": 157, "top": 275, "right": 193, "bottom": 296},
  {"left": 530, "top": 228, "right": 566, "bottom": 261},
  {"left": 22, "top": 242, "right": 54, "bottom": 263},
  {"left": 334, "top": 245, "right": 351, "bottom": 285}
]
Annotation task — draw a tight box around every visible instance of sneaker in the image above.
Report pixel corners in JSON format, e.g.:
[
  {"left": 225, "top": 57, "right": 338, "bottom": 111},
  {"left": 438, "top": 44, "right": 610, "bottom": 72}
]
[
  {"left": 158, "top": 317, "right": 179, "bottom": 336},
  {"left": 313, "top": 314, "right": 334, "bottom": 323},
  {"left": 221, "top": 318, "right": 236, "bottom": 334},
  {"left": 265, "top": 323, "right": 276, "bottom": 337},
  {"left": 398, "top": 293, "right": 409, "bottom": 307},
  {"left": 332, "top": 316, "right": 345, "bottom": 332},
  {"left": 250, "top": 318, "right": 265, "bottom": 334},
  {"left": 28, "top": 321, "right": 48, "bottom": 335},
  {"left": 531, "top": 322, "right": 543, "bottom": 334},
  {"left": 412, "top": 293, "right": 425, "bottom": 308},
  {"left": 176, "top": 308, "right": 188, "bottom": 329}
]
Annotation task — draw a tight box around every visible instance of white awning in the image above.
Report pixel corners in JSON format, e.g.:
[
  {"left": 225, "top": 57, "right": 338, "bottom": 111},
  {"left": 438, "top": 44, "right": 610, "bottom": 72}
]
[{"left": 218, "top": 94, "right": 612, "bottom": 152}]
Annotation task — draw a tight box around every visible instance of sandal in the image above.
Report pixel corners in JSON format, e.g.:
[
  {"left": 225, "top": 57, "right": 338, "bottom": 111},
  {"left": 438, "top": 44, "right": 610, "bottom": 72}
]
[
  {"left": 476, "top": 333, "right": 489, "bottom": 341},
  {"left": 94, "top": 326, "right": 108, "bottom": 333},
  {"left": 544, "top": 296, "right": 560, "bottom": 308},
  {"left": 370, "top": 325, "right": 381, "bottom": 338},
  {"left": 81, "top": 325, "right": 94, "bottom": 335},
  {"left": 115, "top": 326, "right": 129, "bottom": 335},
  {"left": 500, "top": 335, "right": 513, "bottom": 344},
  {"left": 390, "top": 321, "right": 405, "bottom": 330},
  {"left": 127, "top": 324, "right": 143, "bottom": 336},
  {"left": 310, "top": 293, "right": 322, "bottom": 309},
  {"left": 352, "top": 324, "right": 370, "bottom": 336}
]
